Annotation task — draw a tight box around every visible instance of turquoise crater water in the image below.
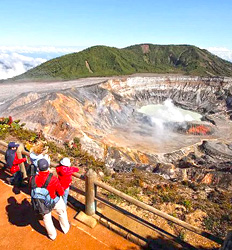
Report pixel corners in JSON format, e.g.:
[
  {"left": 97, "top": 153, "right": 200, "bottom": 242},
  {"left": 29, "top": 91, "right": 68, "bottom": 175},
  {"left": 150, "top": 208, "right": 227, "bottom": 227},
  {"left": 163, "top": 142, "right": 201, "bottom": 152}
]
[{"left": 138, "top": 99, "right": 202, "bottom": 124}]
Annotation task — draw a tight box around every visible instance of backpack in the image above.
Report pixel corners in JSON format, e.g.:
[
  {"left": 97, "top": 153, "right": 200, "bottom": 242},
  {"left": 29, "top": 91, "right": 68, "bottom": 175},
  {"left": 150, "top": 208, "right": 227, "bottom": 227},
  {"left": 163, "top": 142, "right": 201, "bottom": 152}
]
[{"left": 31, "top": 173, "right": 56, "bottom": 215}]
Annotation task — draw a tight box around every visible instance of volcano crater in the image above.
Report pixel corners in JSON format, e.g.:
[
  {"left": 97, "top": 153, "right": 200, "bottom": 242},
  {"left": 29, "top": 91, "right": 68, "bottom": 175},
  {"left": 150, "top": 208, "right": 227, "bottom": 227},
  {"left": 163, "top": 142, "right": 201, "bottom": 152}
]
[{"left": 2, "top": 75, "right": 232, "bottom": 187}]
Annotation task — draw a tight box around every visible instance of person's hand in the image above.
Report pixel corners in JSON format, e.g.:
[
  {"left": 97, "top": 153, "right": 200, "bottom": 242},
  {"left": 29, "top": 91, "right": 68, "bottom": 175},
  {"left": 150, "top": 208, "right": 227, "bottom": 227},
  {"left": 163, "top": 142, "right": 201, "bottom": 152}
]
[{"left": 80, "top": 174, "right": 85, "bottom": 180}]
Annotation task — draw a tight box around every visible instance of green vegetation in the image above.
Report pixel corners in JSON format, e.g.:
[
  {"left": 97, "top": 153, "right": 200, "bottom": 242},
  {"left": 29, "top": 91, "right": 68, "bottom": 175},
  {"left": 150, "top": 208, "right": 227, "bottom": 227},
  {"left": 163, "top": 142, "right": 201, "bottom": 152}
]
[
  {"left": 178, "top": 229, "right": 186, "bottom": 241},
  {"left": 102, "top": 173, "right": 142, "bottom": 201},
  {"left": 0, "top": 117, "right": 105, "bottom": 171},
  {"left": 10, "top": 44, "right": 232, "bottom": 81},
  {"left": 202, "top": 190, "right": 232, "bottom": 237},
  {"left": 0, "top": 117, "right": 38, "bottom": 142},
  {"left": 1, "top": 117, "right": 231, "bottom": 238},
  {"left": 179, "top": 199, "right": 192, "bottom": 212}
]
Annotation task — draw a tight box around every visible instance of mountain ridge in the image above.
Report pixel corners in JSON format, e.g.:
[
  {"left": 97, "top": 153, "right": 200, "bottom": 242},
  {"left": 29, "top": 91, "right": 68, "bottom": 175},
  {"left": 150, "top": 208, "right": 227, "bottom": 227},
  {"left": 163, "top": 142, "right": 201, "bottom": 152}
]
[{"left": 9, "top": 44, "right": 232, "bottom": 81}]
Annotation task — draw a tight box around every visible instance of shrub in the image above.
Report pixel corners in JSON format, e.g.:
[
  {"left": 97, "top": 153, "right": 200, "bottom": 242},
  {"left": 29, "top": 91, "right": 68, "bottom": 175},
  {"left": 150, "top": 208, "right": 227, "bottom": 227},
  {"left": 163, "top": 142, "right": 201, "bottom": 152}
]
[{"left": 179, "top": 199, "right": 192, "bottom": 212}]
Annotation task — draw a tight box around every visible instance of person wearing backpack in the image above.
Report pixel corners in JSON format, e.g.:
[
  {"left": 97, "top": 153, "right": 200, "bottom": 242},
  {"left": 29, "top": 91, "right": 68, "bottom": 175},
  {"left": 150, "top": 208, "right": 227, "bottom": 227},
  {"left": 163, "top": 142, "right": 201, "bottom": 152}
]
[
  {"left": 5, "top": 142, "right": 27, "bottom": 187},
  {"left": 30, "top": 158, "right": 70, "bottom": 240},
  {"left": 56, "top": 157, "right": 79, "bottom": 205}
]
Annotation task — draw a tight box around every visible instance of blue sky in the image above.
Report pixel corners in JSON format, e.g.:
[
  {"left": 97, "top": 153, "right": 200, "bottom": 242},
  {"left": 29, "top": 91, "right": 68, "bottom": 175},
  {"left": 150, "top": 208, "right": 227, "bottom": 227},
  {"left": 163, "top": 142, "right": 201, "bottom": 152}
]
[
  {"left": 1, "top": 0, "right": 232, "bottom": 49},
  {"left": 0, "top": 0, "right": 232, "bottom": 79}
]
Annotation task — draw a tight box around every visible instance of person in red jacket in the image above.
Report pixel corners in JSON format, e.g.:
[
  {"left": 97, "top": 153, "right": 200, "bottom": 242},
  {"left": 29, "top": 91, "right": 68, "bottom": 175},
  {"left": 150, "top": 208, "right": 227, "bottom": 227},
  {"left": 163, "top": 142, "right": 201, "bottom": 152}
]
[
  {"left": 32, "top": 158, "right": 70, "bottom": 240},
  {"left": 5, "top": 142, "right": 27, "bottom": 187},
  {"left": 56, "top": 157, "right": 79, "bottom": 205}
]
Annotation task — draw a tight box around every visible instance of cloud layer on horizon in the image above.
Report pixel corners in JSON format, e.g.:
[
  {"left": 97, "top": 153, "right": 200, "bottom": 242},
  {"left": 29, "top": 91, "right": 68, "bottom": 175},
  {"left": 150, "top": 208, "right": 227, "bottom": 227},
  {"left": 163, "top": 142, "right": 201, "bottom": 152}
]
[
  {"left": 0, "top": 46, "right": 87, "bottom": 80},
  {"left": 0, "top": 53, "right": 46, "bottom": 80},
  {"left": 207, "top": 47, "right": 232, "bottom": 62}
]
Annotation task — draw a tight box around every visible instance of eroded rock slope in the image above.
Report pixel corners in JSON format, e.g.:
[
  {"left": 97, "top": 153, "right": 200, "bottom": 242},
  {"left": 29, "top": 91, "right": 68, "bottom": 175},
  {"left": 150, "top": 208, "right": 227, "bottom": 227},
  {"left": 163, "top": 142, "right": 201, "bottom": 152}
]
[{"left": 1, "top": 75, "right": 232, "bottom": 188}]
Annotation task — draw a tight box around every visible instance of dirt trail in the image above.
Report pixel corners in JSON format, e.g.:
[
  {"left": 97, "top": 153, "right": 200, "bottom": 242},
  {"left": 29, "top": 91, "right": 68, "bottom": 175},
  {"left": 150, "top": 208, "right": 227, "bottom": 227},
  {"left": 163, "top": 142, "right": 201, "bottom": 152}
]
[{"left": 0, "top": 169, "right": 140, "bottom": 250}]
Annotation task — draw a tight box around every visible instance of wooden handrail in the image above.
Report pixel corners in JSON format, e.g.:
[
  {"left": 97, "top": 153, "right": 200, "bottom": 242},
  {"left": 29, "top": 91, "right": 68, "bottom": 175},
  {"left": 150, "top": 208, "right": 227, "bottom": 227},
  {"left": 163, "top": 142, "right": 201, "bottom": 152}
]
[
  {"left": 0, "top": 139, "right": 224, "bottom": 245},
  {"left": 0, "top": 140, "right": 62, "bottom": 169},
  {"left": 0, "top": 140, "right": 27, "bottom": 178},
  {"left": 0, "top": 140, "right": 8, "bottom": 147},
  {"left": 95, "top": 179, "right": 223, "bottom": 244}
]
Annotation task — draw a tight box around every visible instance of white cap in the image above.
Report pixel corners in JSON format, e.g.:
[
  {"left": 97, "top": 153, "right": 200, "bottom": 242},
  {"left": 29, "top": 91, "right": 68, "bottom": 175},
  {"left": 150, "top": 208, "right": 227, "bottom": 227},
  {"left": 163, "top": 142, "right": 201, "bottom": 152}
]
[{"left": 60, "top": 157, "right": 71, "bottom": 167}]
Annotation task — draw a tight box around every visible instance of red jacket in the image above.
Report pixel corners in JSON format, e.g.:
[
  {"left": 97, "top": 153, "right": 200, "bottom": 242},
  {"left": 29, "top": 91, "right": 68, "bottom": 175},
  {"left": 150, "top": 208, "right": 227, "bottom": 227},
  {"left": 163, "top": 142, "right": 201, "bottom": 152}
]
[
  {"left": 31, "top": 171, "right": 64, "bottom": 199},
  {"left": 11, "top": 153, "right": 27, "bottom": 174},
  {"left": 56, "top": 165, "right": 79, "bottom": 189}
]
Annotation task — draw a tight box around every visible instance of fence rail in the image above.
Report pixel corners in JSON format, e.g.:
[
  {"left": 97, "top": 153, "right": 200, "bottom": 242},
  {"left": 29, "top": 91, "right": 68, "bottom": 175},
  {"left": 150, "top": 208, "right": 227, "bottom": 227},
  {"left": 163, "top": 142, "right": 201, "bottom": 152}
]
[{"left": 0, "top": 139, "right": 224, "bottom": 246}]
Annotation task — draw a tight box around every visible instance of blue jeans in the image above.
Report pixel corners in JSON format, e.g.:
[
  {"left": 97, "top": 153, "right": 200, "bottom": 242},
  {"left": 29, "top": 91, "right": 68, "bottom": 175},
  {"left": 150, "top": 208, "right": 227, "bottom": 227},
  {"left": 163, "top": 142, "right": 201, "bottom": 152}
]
[{"left": 63, "top": 187, "right": 69, "bottom": 206}]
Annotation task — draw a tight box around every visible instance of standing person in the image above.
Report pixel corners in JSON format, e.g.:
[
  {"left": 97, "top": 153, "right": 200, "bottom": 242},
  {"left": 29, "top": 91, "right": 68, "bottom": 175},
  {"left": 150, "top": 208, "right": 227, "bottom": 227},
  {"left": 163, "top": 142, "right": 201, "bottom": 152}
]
[
  {"left": 56, "top": 157, "right": 79, "bottom": 205},
  {"left": 5, "top": 142, "right": 27, "bottom": 187},
  {"left": 29, "top": 142, "right": 50, "bottom": 176},
  {"left": 31, "top": 158, "right": 70, "bottom": 240}
]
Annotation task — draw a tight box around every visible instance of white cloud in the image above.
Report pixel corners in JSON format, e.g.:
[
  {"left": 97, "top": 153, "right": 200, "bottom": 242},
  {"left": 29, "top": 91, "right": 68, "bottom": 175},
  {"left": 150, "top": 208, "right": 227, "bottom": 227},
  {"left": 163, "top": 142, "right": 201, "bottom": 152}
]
[
  {"left": 207, "top": 47, "right": 232, "bottom": 62},
  {"left": 0, "top": 52, "right": 46, "bottom": 80},
  {"left": 0, "top": 46, "right": 86, "bottom": 80}
]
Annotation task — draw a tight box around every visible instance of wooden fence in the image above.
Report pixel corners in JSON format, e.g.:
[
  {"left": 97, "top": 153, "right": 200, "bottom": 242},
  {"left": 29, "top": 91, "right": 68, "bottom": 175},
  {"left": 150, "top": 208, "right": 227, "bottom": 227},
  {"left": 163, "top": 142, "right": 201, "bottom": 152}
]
[{"left": 0, "top": 140, "right": 226, "bottom": 247}]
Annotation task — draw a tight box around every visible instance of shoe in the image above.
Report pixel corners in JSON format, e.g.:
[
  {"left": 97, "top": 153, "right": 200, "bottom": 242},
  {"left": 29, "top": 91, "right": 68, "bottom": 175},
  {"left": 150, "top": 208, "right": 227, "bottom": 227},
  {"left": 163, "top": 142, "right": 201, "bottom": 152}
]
[
  {"left": 6, "top": 177, "right": 13, "bottom": 185},
  {"left": 12, "top": 186, "right": 20, "bottom": 194},
  {"left": 62, "top": 222, "right": 70, "bottom": 234}
]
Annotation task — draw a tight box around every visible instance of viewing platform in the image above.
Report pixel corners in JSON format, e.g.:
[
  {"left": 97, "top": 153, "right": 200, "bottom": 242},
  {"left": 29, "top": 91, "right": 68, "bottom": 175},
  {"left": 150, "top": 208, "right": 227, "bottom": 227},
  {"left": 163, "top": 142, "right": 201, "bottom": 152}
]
[
  {"left": 0, "top": 139, "right": 230, "bottom": 250},
  {"left": 0, "top": 172, "right": 140, "bottom": 250}
]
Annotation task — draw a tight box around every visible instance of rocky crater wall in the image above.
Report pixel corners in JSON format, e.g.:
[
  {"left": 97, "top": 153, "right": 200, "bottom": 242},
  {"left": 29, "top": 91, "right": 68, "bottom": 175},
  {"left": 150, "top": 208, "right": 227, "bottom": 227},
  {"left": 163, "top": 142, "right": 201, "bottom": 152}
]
[{"left": 1, "top": 75, "right": 232, "bottom": 188}]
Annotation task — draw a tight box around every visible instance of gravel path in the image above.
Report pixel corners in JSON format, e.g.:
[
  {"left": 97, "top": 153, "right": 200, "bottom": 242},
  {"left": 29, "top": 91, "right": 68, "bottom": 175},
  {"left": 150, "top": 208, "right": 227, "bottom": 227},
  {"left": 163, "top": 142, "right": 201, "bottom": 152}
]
[{"left": 0, "top": 77, "right": 110, "bottom": 103}]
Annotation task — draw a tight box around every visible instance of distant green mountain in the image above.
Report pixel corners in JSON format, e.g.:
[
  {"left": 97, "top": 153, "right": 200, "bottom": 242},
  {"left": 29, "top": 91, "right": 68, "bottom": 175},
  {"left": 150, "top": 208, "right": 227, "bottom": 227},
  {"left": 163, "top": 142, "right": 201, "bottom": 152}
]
[{"left": 12, "top": 44, "right": 232, "bottom": 81}]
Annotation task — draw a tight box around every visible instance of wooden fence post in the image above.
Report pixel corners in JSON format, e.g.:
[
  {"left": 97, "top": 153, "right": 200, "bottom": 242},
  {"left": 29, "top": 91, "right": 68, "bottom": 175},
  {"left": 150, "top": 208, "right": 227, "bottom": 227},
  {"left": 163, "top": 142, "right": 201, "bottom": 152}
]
[
  {"left": 17, "top": 143, "right": 27, "bottom": 180},
  {"left": 85, "top": 169, "right": 97, "bottom": 216},
  {"left": 221, "top": 231, "right": 232, "bottom": 250}
]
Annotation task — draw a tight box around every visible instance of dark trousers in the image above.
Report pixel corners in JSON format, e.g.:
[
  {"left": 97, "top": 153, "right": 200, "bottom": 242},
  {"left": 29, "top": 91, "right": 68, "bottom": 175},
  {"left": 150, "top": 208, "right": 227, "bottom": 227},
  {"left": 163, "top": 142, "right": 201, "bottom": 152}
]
[
  {"left": 9, "top": 171, "right": 23, "bottom": 186},
  {"left": 30, "top": 164, "right": 37, "bottom": 176},
  {"left": 25, "top": 164, "right": 37, "bottom": 177}
]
